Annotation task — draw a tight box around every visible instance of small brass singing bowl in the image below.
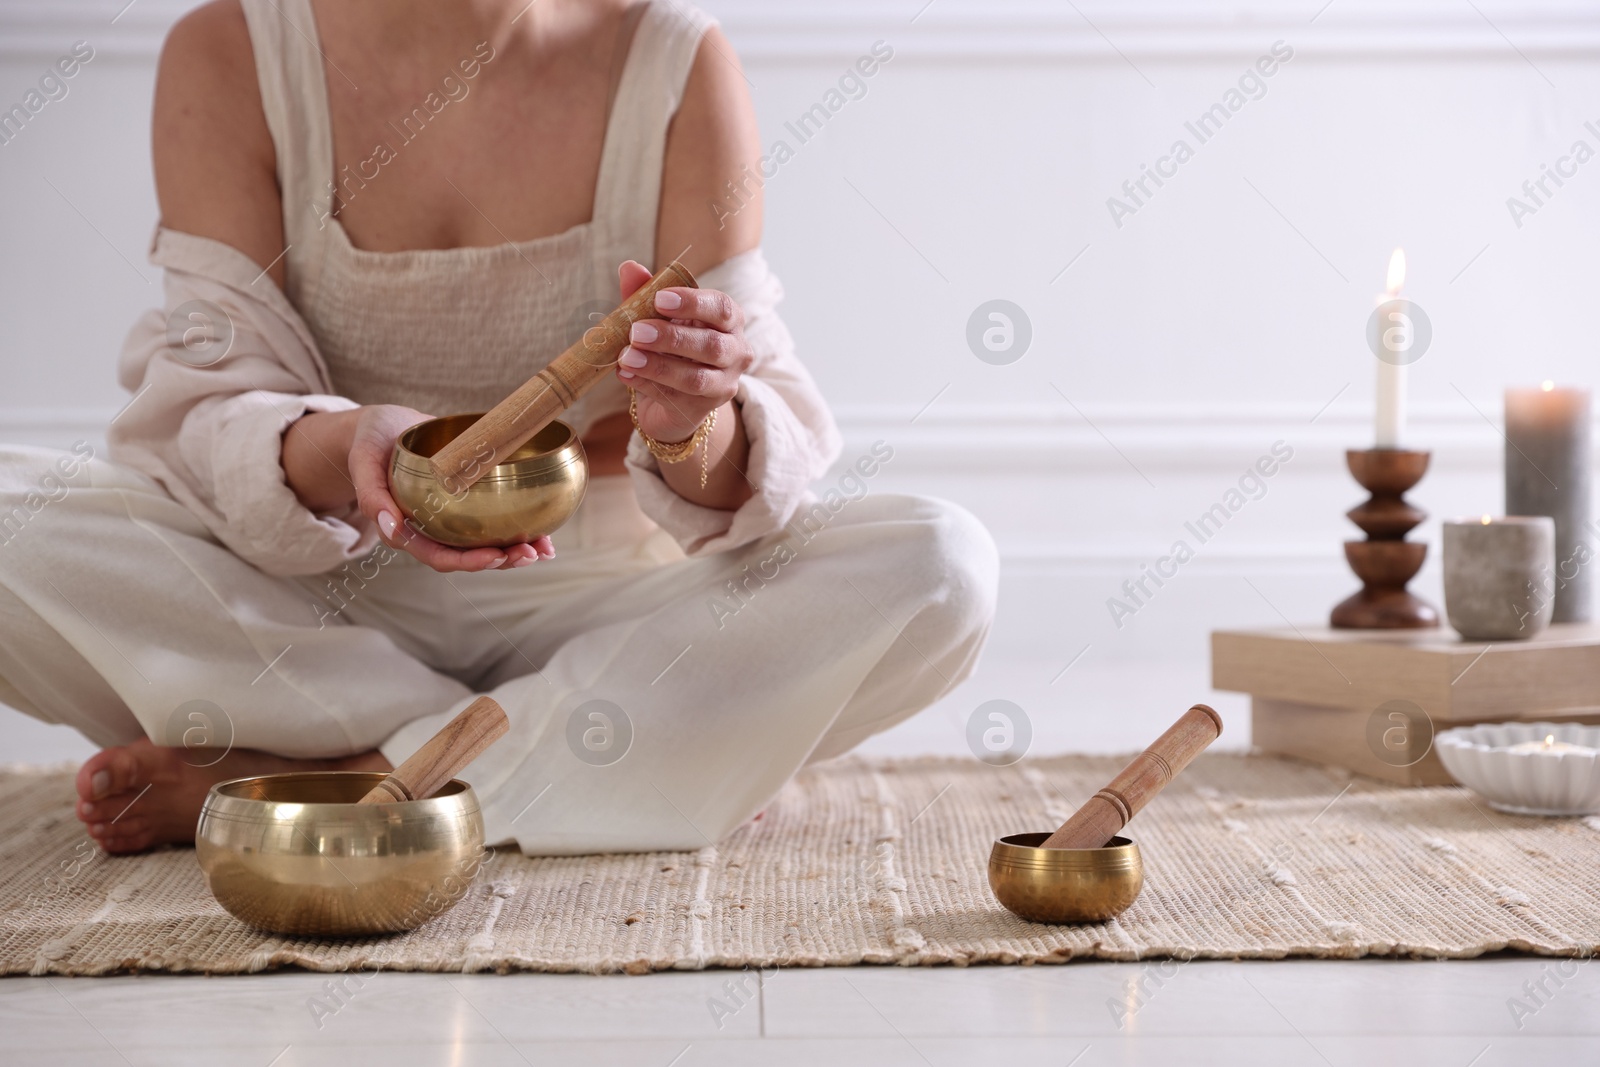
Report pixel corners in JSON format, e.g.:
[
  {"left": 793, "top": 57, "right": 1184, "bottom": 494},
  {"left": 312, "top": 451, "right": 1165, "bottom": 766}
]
[
  {"left": 196, "top": 771, "right": 486, "bottom": 937},
  {"left": 389, "top": 413, "right": 588, "bottom": 549},
  {"left": 987, "top": 833, "right": 1144, "bottom": 924}
]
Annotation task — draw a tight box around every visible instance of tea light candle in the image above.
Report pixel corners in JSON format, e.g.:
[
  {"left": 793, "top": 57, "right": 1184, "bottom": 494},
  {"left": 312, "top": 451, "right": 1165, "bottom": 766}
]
[
  {"left": 1506, "top": 733, "right": 1599, "bottom": 756},
  {"left": 1441, "top": 515, "right": 1555, "bottom": 640},
  {"left": 1505, "top": 383, "right": 1593, "bottom": 622}
]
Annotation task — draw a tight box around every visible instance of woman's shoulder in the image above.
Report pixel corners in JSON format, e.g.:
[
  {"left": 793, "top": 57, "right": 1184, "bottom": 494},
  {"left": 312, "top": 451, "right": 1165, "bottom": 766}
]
[
  {"left": 160, "top": 0, "right": 255, "bottom": 77},
  {"left": 153, "top": 0, "right": 287, "bottom": 287},
  {"left": 657, "top": 19, "right": 763, "bottom": 268},
  {"left": 157, "top": 1, "right": 262, "bottom": 132}
]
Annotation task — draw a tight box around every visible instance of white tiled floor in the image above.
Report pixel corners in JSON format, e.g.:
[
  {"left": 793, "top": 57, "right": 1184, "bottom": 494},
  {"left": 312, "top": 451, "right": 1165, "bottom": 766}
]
[{"left": 5, "top": 957, "right": 1597, "bottom": 1065}]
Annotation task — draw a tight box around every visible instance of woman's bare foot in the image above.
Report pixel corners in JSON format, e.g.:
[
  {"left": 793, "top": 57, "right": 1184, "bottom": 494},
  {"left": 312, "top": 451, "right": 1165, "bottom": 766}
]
[{"left": 74, "top": 739, "right": 392, "bottom": 854}]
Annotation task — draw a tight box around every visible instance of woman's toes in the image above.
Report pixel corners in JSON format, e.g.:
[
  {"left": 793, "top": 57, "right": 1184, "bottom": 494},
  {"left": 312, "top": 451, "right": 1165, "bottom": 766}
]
[
  {"left": 77, "top": 799, "right": 110, "bottom": 825},
  {"left": 96, "top": 817, "right": 153, "bottom": 854},
  {"left": 78, "top": 790, "right": 149, "bottom": 828},
  {"left": 76, "top": 745, "right": 145, "bottom": 805},
  {"left": 75, "top": 753, "right": 115, "bottom": 804}
]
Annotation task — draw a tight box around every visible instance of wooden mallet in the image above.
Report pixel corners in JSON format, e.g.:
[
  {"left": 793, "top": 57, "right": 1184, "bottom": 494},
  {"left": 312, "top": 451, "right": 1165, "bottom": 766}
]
[
  {"left": 357, "top": 696, "right": 510, "bottom": 805},
  {"left": 426, "top": 261, "right": 698, "bottom": 495},
  {"left": 1041, "top": 703, "right": 1223, "bottom": 849}
]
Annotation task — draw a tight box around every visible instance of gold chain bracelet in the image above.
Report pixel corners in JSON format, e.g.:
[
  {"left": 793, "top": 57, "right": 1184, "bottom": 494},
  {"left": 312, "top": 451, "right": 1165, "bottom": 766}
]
[{"left": 628, "top": 389, "right": 718, "bottom": 489}]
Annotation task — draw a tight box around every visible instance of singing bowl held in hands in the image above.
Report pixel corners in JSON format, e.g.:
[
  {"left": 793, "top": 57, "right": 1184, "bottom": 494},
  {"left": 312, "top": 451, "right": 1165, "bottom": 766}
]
[
  {"left": 196, "top": 771, "right": 486, "bottom": 937},
  {"left": 389, "top": 413, "right": 588, "bottom": 549}
]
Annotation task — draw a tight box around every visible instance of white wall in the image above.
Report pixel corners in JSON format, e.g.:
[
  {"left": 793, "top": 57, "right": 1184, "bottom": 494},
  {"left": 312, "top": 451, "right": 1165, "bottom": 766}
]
[{"left": 3, "top": 0, "right": 1599, "bottom": 763}]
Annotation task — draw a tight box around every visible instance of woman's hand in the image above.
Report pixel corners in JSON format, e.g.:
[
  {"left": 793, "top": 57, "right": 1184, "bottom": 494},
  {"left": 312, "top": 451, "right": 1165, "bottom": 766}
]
[
  {"left": 347, "top": 404, "right": 554, "bottom": 573},
  {"left": 614, "top": 260, "right": 754, "bottom": 443}
]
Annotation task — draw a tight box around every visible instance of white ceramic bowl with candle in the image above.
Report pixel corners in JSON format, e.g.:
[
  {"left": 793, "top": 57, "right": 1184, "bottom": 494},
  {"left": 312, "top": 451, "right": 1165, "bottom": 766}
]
[{"left": 1436, "top": 722, "right": 1600, "bottom": 816}]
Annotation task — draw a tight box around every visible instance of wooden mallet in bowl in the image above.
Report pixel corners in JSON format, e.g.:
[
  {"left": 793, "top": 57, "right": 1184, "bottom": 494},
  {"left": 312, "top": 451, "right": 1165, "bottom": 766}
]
[
  {"left": 426, "top": 261, "right": 698, "bottom": 496},
  {"left": 1042, "top": 703, "right": 1223, "bottom": 848},
  {"left": 987, "top": 703, "right": 1224, "bottom": 923},
  {"left": 358, "top": 696, "right": 510, "bottom": 805}
]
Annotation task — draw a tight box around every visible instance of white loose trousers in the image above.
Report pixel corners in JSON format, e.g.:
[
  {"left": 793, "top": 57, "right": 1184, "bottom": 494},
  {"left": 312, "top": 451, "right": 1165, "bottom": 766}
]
[{"left": 0, "top": 447, "right": 997, "bottom": 854}]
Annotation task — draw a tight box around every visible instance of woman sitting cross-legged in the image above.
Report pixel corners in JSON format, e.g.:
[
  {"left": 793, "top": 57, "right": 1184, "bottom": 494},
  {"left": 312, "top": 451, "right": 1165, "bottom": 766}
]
[{"left": 0, "top": 0, "right": 997, "bottom": 855}]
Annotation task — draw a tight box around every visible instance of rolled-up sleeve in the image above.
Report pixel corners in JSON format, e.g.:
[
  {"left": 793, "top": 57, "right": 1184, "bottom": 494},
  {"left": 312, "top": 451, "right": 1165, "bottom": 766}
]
[
  {"left": 174, "top": 387, "right": 372, "bottom": 573},
  {"left": 107, "top": 229, "right": 376, "bottom": 576},
  {"left": 625, "top": 249, "right": 842, "bottom": 556}
]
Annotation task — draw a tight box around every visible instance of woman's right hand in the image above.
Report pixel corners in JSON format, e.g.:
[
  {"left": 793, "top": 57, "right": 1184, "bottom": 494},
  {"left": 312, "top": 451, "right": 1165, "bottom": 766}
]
[{"left": 347, "top": 404, "right": 553, "bottom": 573}]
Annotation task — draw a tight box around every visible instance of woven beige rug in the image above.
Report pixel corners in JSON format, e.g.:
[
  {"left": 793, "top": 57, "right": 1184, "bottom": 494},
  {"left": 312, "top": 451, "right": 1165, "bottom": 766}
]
[{"left": 2, "top": 754, "right": 1597, "bottom": 976}]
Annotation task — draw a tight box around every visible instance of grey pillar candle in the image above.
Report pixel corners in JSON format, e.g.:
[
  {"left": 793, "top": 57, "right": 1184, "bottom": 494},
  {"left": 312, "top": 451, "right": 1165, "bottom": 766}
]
[{"left": 1505, "top": 384, "right": 1592, "bottom": 623}]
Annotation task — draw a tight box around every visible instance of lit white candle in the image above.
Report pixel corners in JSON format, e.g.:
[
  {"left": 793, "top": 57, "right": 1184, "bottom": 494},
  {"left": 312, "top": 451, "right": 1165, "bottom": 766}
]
[
  {"left": 1506, "top": 733, "right": 1598, "bottom": 756},
  {"left": 1374, "top": 248, "right": 1407, "bottom": 448}
]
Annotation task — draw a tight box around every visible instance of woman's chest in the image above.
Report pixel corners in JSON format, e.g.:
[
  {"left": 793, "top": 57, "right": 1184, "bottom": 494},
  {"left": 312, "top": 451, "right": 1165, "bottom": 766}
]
[{"left": 316, "top": 37, "right": 618, "bottom": 253}]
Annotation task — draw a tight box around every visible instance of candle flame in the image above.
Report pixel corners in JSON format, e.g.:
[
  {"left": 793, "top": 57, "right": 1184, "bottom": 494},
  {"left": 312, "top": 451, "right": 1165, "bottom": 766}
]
[
  {"left": 1542, "top": 380, "right": 1555, "bottom": 391},
  {"left": 1481, "top": 515, "right": 1492, "bottom": 525},
  {"left": 1386, "top": 248, "right": 1406, "bottom": 295},
  {"left": 1544, "top": 734, "right": 1555, "bottom": 748}
]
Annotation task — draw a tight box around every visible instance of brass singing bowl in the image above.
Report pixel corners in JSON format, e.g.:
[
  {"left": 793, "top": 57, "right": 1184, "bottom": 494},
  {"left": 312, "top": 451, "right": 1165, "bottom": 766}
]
[
  {"left": 988, "top": 833, "right": 1144, "bottom": 924},
  {"left": 389, "top": 413, "right": 588, "bottom": 549},
  {"left": 196, "top": 771, "right": 486, "bottom": 937}
]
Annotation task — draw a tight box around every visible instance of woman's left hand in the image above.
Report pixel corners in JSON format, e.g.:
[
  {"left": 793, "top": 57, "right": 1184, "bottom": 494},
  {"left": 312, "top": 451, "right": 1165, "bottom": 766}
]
[{"left": 613, "top": 260, "right": 753, "bottom": 442}]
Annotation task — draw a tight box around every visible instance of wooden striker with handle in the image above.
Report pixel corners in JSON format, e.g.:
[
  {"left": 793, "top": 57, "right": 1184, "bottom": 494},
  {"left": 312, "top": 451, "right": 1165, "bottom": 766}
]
[
  {"left": 427, "top": 261, "right": 698, "bottom": 494},
  {"left": 1041, "top": 703, "right": 1223, "bottom": 849},
  {"left": 357, "top": 696, "right": 510, "bottom": 805}
]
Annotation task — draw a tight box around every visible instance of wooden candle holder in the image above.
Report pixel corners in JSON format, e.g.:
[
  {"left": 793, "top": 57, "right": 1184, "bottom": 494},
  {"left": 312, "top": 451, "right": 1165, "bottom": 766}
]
[{"left": 1330, "top": 448, "right": 1439, "bottom": 630}]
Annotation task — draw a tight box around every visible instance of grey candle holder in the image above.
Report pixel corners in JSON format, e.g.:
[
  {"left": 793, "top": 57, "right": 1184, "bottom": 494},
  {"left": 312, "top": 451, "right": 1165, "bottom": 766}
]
[{"left": 1442, "top": 516, "right": 1555, "bottom": 640}]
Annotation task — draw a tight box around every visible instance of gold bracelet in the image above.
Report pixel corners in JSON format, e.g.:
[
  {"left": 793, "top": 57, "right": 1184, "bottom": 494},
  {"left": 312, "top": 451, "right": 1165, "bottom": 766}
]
[{"left": 629, "top": 389, "right": 718, "bottom": 489}]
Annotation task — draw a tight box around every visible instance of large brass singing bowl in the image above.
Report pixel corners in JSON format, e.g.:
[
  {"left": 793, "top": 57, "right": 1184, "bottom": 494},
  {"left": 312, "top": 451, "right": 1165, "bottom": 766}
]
[
  {"left": 196, "top": 771, "right": 487, "bottom": 937},
  {"left": 389, "top": 413, "right": 588, "bottom": 549},
  {"left": 988, "top": 832, "right": 1144, "bottom": 924}
]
